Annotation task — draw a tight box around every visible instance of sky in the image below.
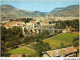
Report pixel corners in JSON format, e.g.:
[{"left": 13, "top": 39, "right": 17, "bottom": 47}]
[{"left": 1, "top": 0, "right": 79, "bottom": 12}]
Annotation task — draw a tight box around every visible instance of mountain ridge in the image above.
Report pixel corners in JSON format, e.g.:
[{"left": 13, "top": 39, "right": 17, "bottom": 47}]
[
  {"left": 1, "top": 4, "right": 79, "bottom": 18},
  {"left": 1, "top": 4, "right": 45, "bottom": 18},
  {"left": 50, "top": 5, "right": 79, "bottom": 17}
]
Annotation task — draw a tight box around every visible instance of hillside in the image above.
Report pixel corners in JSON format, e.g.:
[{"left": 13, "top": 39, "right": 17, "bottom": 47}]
[
  {"left": 50, "top": 8, "right": 64, "bottom": 14},
  {"left": 50, "top": 5, "right": 79, "bottom": 17},
  {"left": 1, "top": 4, "right": 45, "bottom": 18},
  {"left": 1, "top": 4, "right": 79, "bottom": 18}
]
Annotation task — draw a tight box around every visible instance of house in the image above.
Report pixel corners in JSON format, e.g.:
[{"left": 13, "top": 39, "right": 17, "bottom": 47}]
[
  {"left": 62, "top": 29, "right": 68, "bottom": 33},
  {"left": 2, "top": 21, "right": 26, "bottom": 28},
  {"left": 26, "top": 23, "right": 35, "bottom": 28},
  {"left": 11, "top": 21, "right": 25, "bottom": 24},
  {"left": 2, "top": 24, "right": 13, "bottom": 29},
  {"left": 30, "top": 20, "right": 35, "bottom": 23},
  {"left": 42, "top": 46, "right": 77, "bottom": 57},
  {"left": 1, "top": 20, "right": 9, "bottom": 23}
]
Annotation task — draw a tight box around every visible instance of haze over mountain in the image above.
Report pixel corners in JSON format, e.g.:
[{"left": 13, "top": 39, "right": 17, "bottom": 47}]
[
  {"left": 50, "top": 5, "right": 79, "bottom": 17},
  {"left": 1, "top": 4, "right": 45, "bottom": 18}
]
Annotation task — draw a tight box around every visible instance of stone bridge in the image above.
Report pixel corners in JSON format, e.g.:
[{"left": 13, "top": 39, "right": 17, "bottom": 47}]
[{"left": 29, "top": 27, "right": 63, "bottom": 35}]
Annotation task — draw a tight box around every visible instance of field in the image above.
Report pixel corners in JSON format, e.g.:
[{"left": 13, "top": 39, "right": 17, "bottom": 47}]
[
  {"left": 43, "top": 33, "right": 79, "bottom": 50},
  {"left": 9, "top": 46, "right": 36, "bottom": 56},
  {"left": 9, "top": 33, "right": 79, "bottom": 56}
]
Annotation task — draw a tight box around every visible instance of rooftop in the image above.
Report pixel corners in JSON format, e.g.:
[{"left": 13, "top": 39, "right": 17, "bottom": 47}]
[
  {"left": 11, "top": 21, "right": 23, "bottom": 22},
  {"left": 43, "top": 46, "right": 77, "bottom": 57}
]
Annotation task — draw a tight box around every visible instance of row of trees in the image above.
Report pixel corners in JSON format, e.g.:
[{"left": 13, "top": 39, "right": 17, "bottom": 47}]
[
  {"left": 72, "top": 36, "right": 79, "bottom": 47},
  {"left": 53, "top": 19, "right": 79, "bottom": 30},
  {"left": 9, "top": 18, "right": 33, "bottom": 23},
  {"left": 23, "top": 30, "right": 61, "bottom": 44}
]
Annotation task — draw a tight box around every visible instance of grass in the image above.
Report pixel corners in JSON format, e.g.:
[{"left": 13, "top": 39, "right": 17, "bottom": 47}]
[
  {"left": 26, "top": 42, "right": 36, "bottom": 49},
  {"left": 43, "top": 33, "right": 79, "bottom": 50},
  {"left": 9, "top": 33, "right": 79, "bottom": 56},
  {"left": 9, "top": 47, "right": 35, "bottom": 55}
]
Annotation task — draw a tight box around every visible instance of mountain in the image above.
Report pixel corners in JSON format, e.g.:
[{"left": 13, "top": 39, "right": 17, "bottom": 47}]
[
  {"left": 42, "top": 12, "right": 49, "bottom": 14},
  {"left": 50, "top": 5, "right": 79, "bottom": 17},
  {"left": 1, "top": 4, "right": 45, "bottom": 18},
  {"left": 50, "top": 8, "right": 64, "bottom": 14}
]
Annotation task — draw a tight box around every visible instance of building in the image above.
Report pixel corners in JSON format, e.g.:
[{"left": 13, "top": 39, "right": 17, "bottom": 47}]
[
  {"left": 62, "top": 29, "right": 68, "bottom": 33},
  {"left": 2, "top": 21, "right": 27, "bottom": 34},
  {"left": 1, "top": 20, "right": 9, "bottom": 23},
  {"left": 11, "top": 21, "right": 25, "bottom": 24},
  {"left": 2, "top": 21, "right": 25, "bottom": 28},
  {"left": 42, "top": 46, "right": 77, "bottom": 57}
]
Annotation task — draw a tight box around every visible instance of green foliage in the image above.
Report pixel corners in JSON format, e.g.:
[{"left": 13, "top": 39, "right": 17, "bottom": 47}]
[
  {"left": 1, "top": 26, "right": 23, "bottom": 56},
  {"left": 24, "top": 28, "right": 28, "bottom": 34},
  {"left": 72, "top": 36, "right": 79, "bottom": 47},
  {"left": 1, "top": 26, "right": 61, "bottom": 57},
  {"left": 34, "top": 40, "right": 50, "bottom": 57},
  {"left": 1, "top": 41, "right": 11, "bottom": 57},
  {"left": 44, "top": 33, "right": 79, "bottom": 50},
  {"left": 1, "top": 26, "right": 7, "bottom": 41},
  {"left": 71, "top": 19, "right": 79, "bottom": 30},
  {"left": 24, "top": 29, "right": 61, "bottom": 45},
  {"left": 16, "top": 18, "right": 33, "bottom": 23},
  {"left": 39, "top": 20, "right": 42, "bottom": 22},
  {"left": 60, "top": 43, "right": 65, "bottom": 48},
  {"left": 52, "top": 5, "right": 79, "bottom": 17},
  {"left": 49, "top": 21, "right": 51, "bottom": 24},
  {"left": 54, "top": 19, "right": 79, "bottom": 30},
  {"left": 37, "top": 22, "right": 40, "bottom": 25}
]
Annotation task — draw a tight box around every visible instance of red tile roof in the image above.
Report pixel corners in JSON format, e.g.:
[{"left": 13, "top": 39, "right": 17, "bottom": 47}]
[
  {"left": 46, "top": 46, "right": 77, "bottom": 57},
  {"left": 10, "top": 55, "right": 18, "bottom": 57},
  {"left": 10, "top": 54, "right": 22, "bottom": 57},
  {"left": 11, "top": 21, "right": 23, "bottom": 22},
  {"left": 2, "top": 24, "right": 12, "bottom": 27}
]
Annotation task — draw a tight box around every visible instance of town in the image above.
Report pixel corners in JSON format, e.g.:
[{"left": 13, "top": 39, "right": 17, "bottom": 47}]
[
  {"left": 1, "top": 15, "right": 79, "bottom": 57},
  {"left": 1, "top": 2, "right": 79, "bottom": 57}
]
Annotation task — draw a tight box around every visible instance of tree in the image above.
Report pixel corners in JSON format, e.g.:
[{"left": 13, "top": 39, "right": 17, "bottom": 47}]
[
  {"left": 16, "top": 18, "right": 33, "bottom": 23},
  {"left": 54, "top": 19, "right": 79, "bottom": 30},
  {"left": 1, "top": 26, "right": 7, "bottom": 41},
  {"left": 60, "top": 43, "right": 65, "bottom": 48},
  {"left": 24, "top": 28, "right": 28, "bottom": 34},
  {"left": 34, "top": 40, "right": 50, "bottom": 57},
  {"left": 49, "top": 21, "right": 51, "bottom": 24},
  {"left": 1, "top": 41, "right": 11, "bottom": 57},
  {"left": 37, "top": 22, "right": 40, "bottom": 26},
  {"left": 72, "top": 36, "right": 79, "bottom": 47},
  {"left": 71, "top": 19, "right": 79, "bottom": 30},
  {"left": 1, "top": 26, "right": 24, "bottom": 56}
]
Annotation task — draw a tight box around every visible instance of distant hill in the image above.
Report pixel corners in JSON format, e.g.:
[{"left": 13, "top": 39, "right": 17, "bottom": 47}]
[
  {"left": 1, "top": 4, "right": 45, "bottom": 18},
  {"left": 50, "top": 5, "right": 79, "bottom": 17},
  {"left": 42, "top": 12, "right": 49, "bottom": 14},
  {"left": 1, "top": 4, "right": 79, "bottom": 18},
  {"left": 50, "top": 8, "right": 64, "bottom": 14}
]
